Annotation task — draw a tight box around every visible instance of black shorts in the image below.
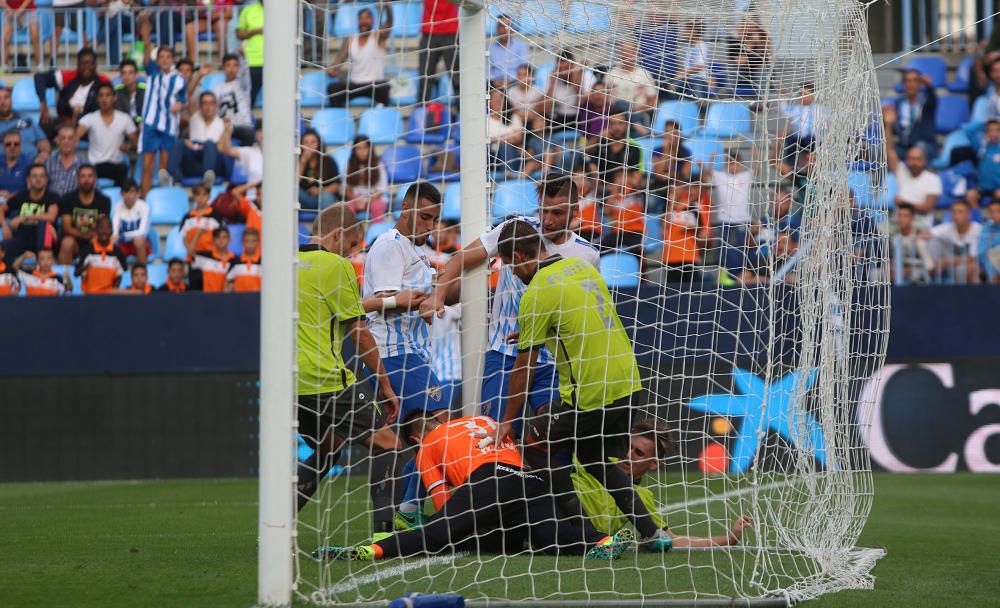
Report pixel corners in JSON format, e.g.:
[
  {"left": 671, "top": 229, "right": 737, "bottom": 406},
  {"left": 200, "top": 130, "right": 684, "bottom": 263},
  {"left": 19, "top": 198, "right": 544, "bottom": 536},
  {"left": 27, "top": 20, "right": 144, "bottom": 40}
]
[
  {"left": 297, "top": 380, "right": 387, "bottom": 449},
  {"left": 525, "top": 395, "right": 635, "bottom": 464},
  {"left": 55, "top": 2, "right": 87, "bottom": 30}
]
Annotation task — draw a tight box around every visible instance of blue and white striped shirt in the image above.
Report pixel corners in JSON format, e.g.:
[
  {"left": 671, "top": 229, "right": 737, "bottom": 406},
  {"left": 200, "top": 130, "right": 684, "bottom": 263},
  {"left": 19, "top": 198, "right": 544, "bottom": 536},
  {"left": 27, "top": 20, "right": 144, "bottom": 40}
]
[
  {"left": 363, "top": 228, "right": 436, "bottom": 359},
  {"left": 480, "top": 217, "right": 601, "bottom": 359},
  {"left": 430, "top": 304, "right": 462, "bottom": 382},
  {"left": 141, "top": 61, "right": 186, "bottom": 136}
]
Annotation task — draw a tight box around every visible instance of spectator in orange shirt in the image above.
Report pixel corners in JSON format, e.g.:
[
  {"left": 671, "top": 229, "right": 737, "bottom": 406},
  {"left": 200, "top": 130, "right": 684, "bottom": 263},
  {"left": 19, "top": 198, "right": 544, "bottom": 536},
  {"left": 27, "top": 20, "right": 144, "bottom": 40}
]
[
  {"left": 654, "top": 180, "right": 712, "bottom": 284},
  {"left": 122, "top": 263, "right": 153, "bottom": 294},
  {"left": 188, "top": 226, "right": 234, "bottom": 292},
  {"left": 14, "top": 247, "right": 68, "bottom": 296},
  {"left": 76, "top": 215, "right": 126, "bottom": 294},
  {"left": 230, "top": 181, "right": 262, "bottom": 236},
  {"left": 226, "top": 226, "right": 261, "bottom": 292},
  {"left": 179, "top": 183, "right": 224, "bottom": 253},
  {"left": 600, "top": 168, "right": 645, "bottom": 254},
  {"left": 157, "top": 257, "right": 188, "bottom": 293}
]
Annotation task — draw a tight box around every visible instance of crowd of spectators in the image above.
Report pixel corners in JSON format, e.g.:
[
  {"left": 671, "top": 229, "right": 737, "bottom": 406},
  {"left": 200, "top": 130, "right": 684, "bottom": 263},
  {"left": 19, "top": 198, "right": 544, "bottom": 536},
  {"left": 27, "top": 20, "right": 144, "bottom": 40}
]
[{"left": 2, "top": 1, "right": 998, "bottom": 297}]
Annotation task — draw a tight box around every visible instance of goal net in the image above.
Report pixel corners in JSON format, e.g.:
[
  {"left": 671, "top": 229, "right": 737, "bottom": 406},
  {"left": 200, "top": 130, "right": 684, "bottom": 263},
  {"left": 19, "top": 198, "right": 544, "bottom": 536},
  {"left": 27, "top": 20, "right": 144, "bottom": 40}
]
[{"left": 286, "top": 0, "right": 889, "bottom": 605}]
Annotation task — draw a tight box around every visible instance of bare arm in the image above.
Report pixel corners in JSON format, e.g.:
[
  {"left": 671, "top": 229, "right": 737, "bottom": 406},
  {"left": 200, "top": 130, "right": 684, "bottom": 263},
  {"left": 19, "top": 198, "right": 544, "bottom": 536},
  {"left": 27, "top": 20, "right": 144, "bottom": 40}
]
[
  {"left": 34, "top": 138, "right": 51, "bottom": 163},
  {"left": 377, "top": 2, "right": 393, "bottom": 42},
  {"left": 361, "top": 289, "right": 427, "bottom": 313},
  {"left": 346, "top": 317, "right": 399, "bottom": 423},
  {"left": 419, "top": 237, "right": 490, "bottom": 321},
  {"left": 495, "top": 347, "right": 540, "bottom": 442},
  {"left": 217, "top": 120, "right": 240, "bottom": 159},
  {"left": 666, "top": 516, "right": 753, "bottom": 548},
  {"left": 883, "top": 105, "right": 900, "bottom": 173}
]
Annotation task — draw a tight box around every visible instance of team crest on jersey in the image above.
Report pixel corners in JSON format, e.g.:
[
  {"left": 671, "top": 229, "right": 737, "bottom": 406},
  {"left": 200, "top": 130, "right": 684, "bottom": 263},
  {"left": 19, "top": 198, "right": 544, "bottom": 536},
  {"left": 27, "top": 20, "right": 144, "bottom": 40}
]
[{"left": 428, "top": 386, "right": 443, "bottom": 402}]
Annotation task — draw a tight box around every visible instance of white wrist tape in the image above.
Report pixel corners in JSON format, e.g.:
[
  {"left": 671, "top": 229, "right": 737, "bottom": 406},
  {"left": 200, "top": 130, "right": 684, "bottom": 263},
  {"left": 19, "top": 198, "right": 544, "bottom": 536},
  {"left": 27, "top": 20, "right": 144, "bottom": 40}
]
[{"left": 382, "top": 296, "right": 398, "bottom": 311}]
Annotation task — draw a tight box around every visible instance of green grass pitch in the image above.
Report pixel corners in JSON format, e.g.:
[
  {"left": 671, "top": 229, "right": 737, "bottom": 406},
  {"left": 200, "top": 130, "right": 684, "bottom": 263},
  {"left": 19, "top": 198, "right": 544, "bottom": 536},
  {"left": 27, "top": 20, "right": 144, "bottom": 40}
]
[{"left": 1, "top": 473, "right": 997, "bottom": 607}]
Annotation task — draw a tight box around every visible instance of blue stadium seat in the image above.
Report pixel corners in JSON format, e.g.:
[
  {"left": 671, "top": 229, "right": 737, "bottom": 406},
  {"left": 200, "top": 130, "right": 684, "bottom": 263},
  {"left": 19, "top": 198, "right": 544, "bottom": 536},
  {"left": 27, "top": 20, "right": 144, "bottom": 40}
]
[
  {"left": 299, "top": 71, "right": 329, "bottom": 108},
  {"left": 381, "top": 145, "right": 423, "bottom": 183},
  {"left": 147, "top": 229, "right": 162, "bottom": 261},
  {"left": 229, "top": 162, "right": 249, "bottom": 186},
  {"left": 514, "top": 1, "right": 562, "bottom": 36},
  {"left": 147, "top": 187, "right": 190, "bottom": 226},
  {"left": 387, "top": 69, "right": 419, "bottom": 106},
  {"left": 146, "top": 263, "right": 168, "bottom": 289},
  {"left": 228, "top": 223, "right": 246, "bottom": 256},
  {"left": 53, "top": 265, "right": 82, "bottom": 295},
  {"left": 332, "top": 146, "right": 352, "bottom": 179},
  {"left": 937, "top": 169, "right": 968, "bottom": 208},
  {"left": 163, "top": 227, "right": 187, "bottom": 261},
  {"left": 567, "top": 2, "right": 611, "bottom": 34},
  {"left": 600, "top": 253, "right": 641, "bottom": 288},
  {"left": 700, "top": 102, "right": 751, "bottom": 139},
  {"left": 405, "top": 105, "right": 454, "bottom": 145},
  {"left": 902, "top": 56, "right": 949, "bottom": 89},
  {"left": 101, "top": 187, "right": 122, "bottom": 208},
  {"left": 366, "top": 220, "right": 394, "bottom": 246},
  {"left": 686, "top": 137, "right": 725, "bottom": 173},
  {"left": 391, "top": 1, "right": 423, "bottom": 38},
  {"left": 331, "top": 2, "right": 384, "bottom": 38},
  {"left": 392, "top": 183, "right": 413, "bottom": 214},
  {"left": 12, "top": 78, "right": 46, "bottom": 112},
  {"left": 96, "top": 177, "right": 115, "bottom": 190},
  {"left": 970, "top": 94, "right": 989, "bottom": 125},
  {"left": 643, "top": 213, "right": 664, "bottom": 254},
  {"left": 878, "top": 172, "right": 898, "bottom": 210},
  {"left": 932, "top": 128, "right": 971, "bottom": 169},
  {"left": 348, "top": 93, "right": 374, "bottom": 108},
  {"left": 935, "top": 95, "right": 970, "bottom": 134},
  {"left": 311, "top": 108, "right": 355, "bottom": 147},
  {"left": 847, "top": 171, "right": 875, "bottom": 209},
  {"left": 358, "top": 107, "right": 404, "bottom": 145},
  {"left": 492, "top": 180, "right": 537, "bottom": 222},
  {"left": 58, "top": 8, "right": 98, "bottom": 44},
  {"left": 948, "top": 56, "right": 975, "bottom": 93},
  {"left": 199, "top": 72, "right": 226, "bottom": 93},
  {"left": 534, "top": 64, "right": 554, "bottom": 89},
  {"left": 653, "top": 100, "right": 701, "bottom": 136},
  {"left": 298, "top": 222, "right": 312, "bottom": 247},
  {"left": 424, "top": 144, "right": 461, "bottom": 182},
  {"left": 442, "top": 183, "right": 461, "bottom": 221}
]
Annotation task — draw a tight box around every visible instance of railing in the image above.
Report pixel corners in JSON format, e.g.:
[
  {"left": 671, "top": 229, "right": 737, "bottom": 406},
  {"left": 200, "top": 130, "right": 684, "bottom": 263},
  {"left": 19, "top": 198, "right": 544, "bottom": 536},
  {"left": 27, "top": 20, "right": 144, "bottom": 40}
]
[{"left": 900, "top": 0, "right": 996, "bottom": 53}]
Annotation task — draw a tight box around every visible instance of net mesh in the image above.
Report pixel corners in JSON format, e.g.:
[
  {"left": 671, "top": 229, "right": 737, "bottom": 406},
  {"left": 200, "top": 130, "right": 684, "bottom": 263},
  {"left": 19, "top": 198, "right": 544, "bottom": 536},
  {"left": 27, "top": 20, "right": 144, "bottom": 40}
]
[{"left": 291, "top": 0, "right": 889, "bottom": 604}]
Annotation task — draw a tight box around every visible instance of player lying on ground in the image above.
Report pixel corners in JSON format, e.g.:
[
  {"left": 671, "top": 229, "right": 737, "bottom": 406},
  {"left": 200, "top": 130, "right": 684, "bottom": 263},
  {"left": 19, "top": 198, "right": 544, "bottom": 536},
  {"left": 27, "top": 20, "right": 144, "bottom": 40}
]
[
  {"left": 313, "top": 415, "right": 633, "bottom": 561},
  {"left": 421, "top": 173, "right": 600, "bottom": 434},
  {"left": 573, "top": 418, "right": 754, "bottom": 548},
  {"left": 482, "top": 219, "right": 672, "bottom": 550},
  {"left": 296, "top": 204, "right": 404, "bottom": 531}
]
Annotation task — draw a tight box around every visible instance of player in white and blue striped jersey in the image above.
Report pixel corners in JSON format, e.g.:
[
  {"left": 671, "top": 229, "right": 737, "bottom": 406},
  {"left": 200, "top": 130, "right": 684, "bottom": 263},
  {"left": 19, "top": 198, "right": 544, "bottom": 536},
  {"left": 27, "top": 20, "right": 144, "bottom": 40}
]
[
  {"left": 423, "top": 174, "right": 600, "bottom": 430},
  {"left": 138, "top": 46, "right": 186, "bottom": 195}
]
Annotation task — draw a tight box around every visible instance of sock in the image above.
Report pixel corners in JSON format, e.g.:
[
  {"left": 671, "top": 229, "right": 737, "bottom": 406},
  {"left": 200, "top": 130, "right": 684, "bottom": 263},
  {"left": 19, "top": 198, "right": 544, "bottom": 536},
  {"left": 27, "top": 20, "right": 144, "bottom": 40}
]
[
  {"left": 369, "top": 449, "right": 405, "bottom": 532},
  {"left": 398, "top": 457, "right": 422, "bottom": 513},
  {"left": 297, "top": 448, "right": 342, "bottom": 512}
]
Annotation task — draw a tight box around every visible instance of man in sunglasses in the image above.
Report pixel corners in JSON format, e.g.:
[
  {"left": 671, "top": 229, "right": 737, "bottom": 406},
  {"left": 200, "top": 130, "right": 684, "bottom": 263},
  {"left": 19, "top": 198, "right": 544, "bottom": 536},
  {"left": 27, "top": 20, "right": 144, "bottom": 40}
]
[{"left": 0, "top": 130, "right": 32, "bottom": 207}]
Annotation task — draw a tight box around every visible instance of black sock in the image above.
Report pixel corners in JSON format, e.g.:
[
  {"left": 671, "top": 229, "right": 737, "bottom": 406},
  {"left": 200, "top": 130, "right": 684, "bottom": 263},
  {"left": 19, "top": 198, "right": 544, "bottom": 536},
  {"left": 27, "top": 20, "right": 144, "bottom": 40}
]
[
  {"left": 369, "top": 448, "right": 408, "bottom": 533},
  {"left": 297, "top": 449, "right": 342, "bottom": 512}
]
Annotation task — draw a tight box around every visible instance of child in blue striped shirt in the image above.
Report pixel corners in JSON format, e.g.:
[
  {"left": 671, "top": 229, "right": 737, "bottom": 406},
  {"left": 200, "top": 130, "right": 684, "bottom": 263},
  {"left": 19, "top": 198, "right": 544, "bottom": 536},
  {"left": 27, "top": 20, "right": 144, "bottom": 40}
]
[{"left": 139, "top": 46, "right": 187, "bottom": 196}]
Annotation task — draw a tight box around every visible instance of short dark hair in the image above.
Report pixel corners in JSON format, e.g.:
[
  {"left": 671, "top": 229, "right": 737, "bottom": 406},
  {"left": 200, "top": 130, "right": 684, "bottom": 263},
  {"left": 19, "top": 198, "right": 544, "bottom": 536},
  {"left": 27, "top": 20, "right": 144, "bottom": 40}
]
[
  {"left": 122, "top": 178, "right": 139, "bottom": 192},
  {"left": 222, "top": 53, "right": 240, "bottom": 65},
  {"left": 951, "top": 199, "right": 971, "bottom": 211},
  {"left": 95, "top": 214, "right": 112, "bottom": 228},
  {"left": 131, "top": 263, "right": 147, "bottom": 274},
  {"left": 191, "top": 183, "right": 210, "bottom": 196},
  {"left": 77, "top": 47, "right": 97, "bottom": 63},
  {"left": 662, "top": 119, "right": 681, "bottom": 132},
  {"left": 244, "top": 227, "right": 260, "bottom": 239},
  {"left": 199, "top": 91, "right": 217, "bottom": 103},
  {"left": 2, "top": 128, "right": 21, "bottom": 141},
  {"left": 497, "top": 219, "right": 541, "bottom": 261},
  {"left": 176, "top": 57, "right": 194, "bottom": 70},
  {"left": 536, "top": 172, "right": 579, "bottom": 204},
  {"left": 167, "top": 257, "right": 186, "bottom": 269},
  {"left": 95, "top": 82, "right": 115, "bottom": 96},
  {"left": 989, "top": 198, "right": 1000, "bottom": 207},
  {"left": 987, "top": 119, "right": 1000, "bottom": 130},
  {"left": 157, "top": 46, "right": 175, "bottom": 58},
  {"left": 78, "top": 163, "right": 96, "bottom": 176},
  {"left": 631, "top": 418, "right": 676, "bottom": 460},
  {"left": 119, "top": 58, "right": 138, "bottom": 72},
  {"left": 403, "top": 181, "right": 442, "bottom": 208},
  {"left": 896, "top": 202, "right": 916, "bottom": 215},
  {"left": 28, "top": 162, "right": 46, "bottom": 176},
  {"left": 212, "top": 226, "right": 230, "bottom": 239}
]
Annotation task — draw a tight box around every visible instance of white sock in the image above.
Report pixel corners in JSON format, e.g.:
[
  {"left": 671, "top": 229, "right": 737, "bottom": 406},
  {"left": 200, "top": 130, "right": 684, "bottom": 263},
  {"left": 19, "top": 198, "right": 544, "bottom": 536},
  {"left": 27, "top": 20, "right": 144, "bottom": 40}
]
[{"left": 399, "top": 503, "right": 419, "bottom": 515}]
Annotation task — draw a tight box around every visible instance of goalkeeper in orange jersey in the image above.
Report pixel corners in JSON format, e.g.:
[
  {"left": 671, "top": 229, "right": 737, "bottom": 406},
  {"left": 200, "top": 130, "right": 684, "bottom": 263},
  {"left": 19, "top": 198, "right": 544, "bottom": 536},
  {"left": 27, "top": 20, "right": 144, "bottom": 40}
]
[{"left": 313, "top": 415, "right": 633, "bottom": 561}]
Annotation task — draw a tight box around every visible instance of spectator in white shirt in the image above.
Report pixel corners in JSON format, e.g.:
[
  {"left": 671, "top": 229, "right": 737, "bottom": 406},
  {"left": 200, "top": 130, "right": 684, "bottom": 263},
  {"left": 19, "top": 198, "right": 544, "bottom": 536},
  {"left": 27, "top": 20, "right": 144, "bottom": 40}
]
[
  {"left": 709, "top": 151, "right": 753, "bottom": 228},
  {"left": 780, "top": 82, "right": 820, "bottom": 146},
  {"left": 884, "top": 105, "right": 942, "bottom": 226},
  {"left": 930, "top": 199, "right": 983, "bottom": 283},
  {"left": 110, "top": 178, "right": 151, "bottom": 264},
  {"left": 326, "top": 4, "right": 393, "bottom": 108},
  {"left": 488, "top": 14, "right": 531, "bottom": 87},
  {"left": 542, "top": 50, "right": 597, "bottom": 130},
  {"left": 507, "top": 64, "right": 544, "bottom": 127},
  {"left": 675, "top": 19, "right": 714, "bottom": 98},
  {"left": 212, "top": 54, "right": 256, "bottom": 146},
  {"left": 168, "top": 91, "right": 226, "bottom": 188},
  {"left": 218, "top": 119, "right": 263, "bottom": 201},
  {"left": 600, "top": 42, "right": 657, "bottom": 134},
  {"left": 76, "top": 83, "right": 137, "bottom": 189}
]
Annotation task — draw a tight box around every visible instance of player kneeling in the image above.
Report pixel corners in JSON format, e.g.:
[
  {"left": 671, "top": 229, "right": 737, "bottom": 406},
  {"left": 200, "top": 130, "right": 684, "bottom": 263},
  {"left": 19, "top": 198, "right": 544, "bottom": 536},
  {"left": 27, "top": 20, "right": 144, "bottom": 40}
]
[
  {"left": 314, "top": 415, "right": 632, "bottom": 561},
  {"left": 573, "top": 419, "right": 753, "bottom": 550}
]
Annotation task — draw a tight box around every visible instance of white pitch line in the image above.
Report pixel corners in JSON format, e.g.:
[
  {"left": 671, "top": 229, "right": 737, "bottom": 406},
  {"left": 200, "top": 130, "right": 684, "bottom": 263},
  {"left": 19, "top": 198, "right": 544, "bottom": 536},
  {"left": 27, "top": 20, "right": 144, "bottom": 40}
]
[
  {"left": 662, "top": 478, "right": 800, "bottom": 515},
  {"left": 316, "top": 554, "right": 460, "bottom": 598}
]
